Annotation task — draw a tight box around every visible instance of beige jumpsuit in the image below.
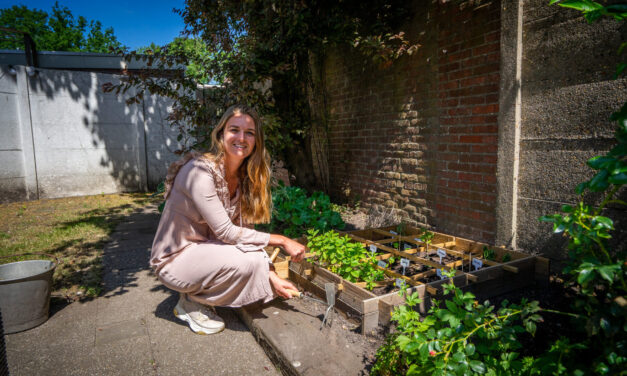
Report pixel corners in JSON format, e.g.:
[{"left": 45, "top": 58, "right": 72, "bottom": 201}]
[{"left": 150, "top": 153, "right": 274, "bottom": 307}]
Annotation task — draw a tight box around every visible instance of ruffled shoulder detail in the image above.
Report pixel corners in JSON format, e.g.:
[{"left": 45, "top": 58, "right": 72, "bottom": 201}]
[
  {"left": 163, "top": 151, "right": 204, "bottom": 199},
  {"left": 163, "top": 152, "right": 236, "bottom": 220}
]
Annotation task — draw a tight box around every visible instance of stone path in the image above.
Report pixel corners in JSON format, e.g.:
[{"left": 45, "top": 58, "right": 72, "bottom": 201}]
[{"left": 5, "top": 205, "right": 280, "bottom": 376}]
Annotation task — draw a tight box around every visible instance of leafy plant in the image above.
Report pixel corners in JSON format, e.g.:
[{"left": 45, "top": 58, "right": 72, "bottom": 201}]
[
  {"left": 306, "top": 229, "right": 384, "bottom": 290},
  {"left": 372, "top": 270, "right": 547, "bottom": 375},
  {"left": 539, "top": 101, "right": 627, "bottom": 374},
  {"left": 482, "top": 246, "right": 496, "bottom": 261},
  {"left": 260, "top": 182, "right": 345, "bottom": 238},
  {"left": 502, "top": 253, "right": 512, "bottom": 263}
]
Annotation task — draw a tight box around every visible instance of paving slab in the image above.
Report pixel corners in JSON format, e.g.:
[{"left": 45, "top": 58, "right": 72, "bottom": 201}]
[{"left": 237, "top": 298, "right": 382, "bottom": 376}]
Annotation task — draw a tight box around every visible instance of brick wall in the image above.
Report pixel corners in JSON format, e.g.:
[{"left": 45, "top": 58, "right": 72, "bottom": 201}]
[{"left": 324, "top": 0, "right": 501, "bottom": 243}]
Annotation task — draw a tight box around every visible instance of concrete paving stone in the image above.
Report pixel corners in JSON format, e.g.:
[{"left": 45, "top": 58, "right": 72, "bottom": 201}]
[
  {"left": 144, "top": 297, "right": 280, "bottom": 376},
  {"left": 95, "top": 318, "right": 149, "bottom": 346},
  {"left": 104, "top": 235, "right": 155, "bottom": 250},
  {"left": 7, "top": 325, "right": 154, "bottom": 376},
  {"left": 97, "top": 269, "right": 162, "bottom": 326},
  {"left": 102, "top": 246, "right": 152, "bottom": 271},
  {"left": 6, "top": 298, "right": 98, "bottom": 350}
]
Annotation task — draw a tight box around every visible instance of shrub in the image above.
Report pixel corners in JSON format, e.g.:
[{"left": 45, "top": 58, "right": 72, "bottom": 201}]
[{"left": 261, "top": 182, "right": 345, "bottom": 238}]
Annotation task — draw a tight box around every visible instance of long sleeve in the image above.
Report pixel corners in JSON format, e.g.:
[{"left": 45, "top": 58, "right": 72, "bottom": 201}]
[{"left": 185, "top": 163, "right": 270, "bottom": 251}]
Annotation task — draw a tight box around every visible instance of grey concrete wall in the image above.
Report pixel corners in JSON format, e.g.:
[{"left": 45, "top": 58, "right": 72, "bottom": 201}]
[
  {"left": 497, "top": 0, "right": 627, "bottom": 260},
  {"left": 0, "top": 65, "right": 184, "bottom": 202}
]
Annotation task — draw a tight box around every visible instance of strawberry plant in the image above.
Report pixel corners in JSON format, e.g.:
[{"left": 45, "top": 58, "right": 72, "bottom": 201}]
[
  {"left": 372, "top": 270, "right": 546, "bottom": 375},
  {"left": 306, "top": 229, "right": 385, "bottom": 290}
]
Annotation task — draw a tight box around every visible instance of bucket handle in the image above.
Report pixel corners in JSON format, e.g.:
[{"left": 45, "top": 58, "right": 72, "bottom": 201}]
[{"left": 0, "top": 252, "right": 61, "bottom": 266}]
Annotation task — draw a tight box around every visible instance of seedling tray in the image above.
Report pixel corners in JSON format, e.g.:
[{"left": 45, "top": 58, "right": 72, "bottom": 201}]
[{"left": 286, "top": 224, "right": 549, "bottom": 334}]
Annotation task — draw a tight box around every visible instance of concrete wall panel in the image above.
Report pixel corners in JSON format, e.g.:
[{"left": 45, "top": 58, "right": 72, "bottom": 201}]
[
  {"left": 522, "top": 79, "right": 627, "bottom": 140},
  {"left": 0, "top": 151, "right": 25, "bottom": 178},
  {"left": 0, "top": 66, "right": 17, "bottom": 93},
  {"left": 143, "top": 94, "right": 186, "bottom": 189},
  {"left": 0, "top": 93, "right": 21, "bottom": 150}
]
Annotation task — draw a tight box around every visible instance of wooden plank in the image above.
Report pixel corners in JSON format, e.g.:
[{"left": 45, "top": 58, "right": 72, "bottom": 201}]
[{"left": 346, "top": 233, "right": 454, "bottom": 271}]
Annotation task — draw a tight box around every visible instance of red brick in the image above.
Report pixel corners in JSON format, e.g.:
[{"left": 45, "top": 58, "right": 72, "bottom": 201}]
[
  {"left": 472, "top": 104, "right": 499, "bottom": 114},
  {"left": 459, "top": 135, "right": 483, "bottom": 143}
]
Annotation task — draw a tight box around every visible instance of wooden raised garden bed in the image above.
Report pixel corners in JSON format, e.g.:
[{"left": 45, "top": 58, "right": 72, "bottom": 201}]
[{"left": 286, "top": 224, "right": 549, "bottom": 334}]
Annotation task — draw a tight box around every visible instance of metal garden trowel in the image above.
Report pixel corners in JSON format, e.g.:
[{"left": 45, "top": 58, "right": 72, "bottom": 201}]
[{"left": 287, "top": 282, "right": 336, "bottom": 329}]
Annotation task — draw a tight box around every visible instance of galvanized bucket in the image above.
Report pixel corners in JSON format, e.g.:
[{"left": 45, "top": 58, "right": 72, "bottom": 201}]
[{"left": 0, "top": 254, "right": 57, "bottom": 334}]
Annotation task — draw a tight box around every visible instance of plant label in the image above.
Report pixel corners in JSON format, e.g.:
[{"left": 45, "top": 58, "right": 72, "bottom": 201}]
[
  {"left": 436, "top": 268, "right": 445, "bottom": 280},
  {"left": 395, "top": 278, "right": 405, "bottom": 289},
  {"left": 472, "top": 258, "right": 483, "bottom": 270},
  {"left": 403, "top": 243, "right": 412, "bottom": 251},
  {"left": 437, "top": 248, "right": 447, "bottom": 264},
  {"left": 400, "top": 258, "right": 410, "bottom": 275},
  {"left": 377, "top": 260, "right": 387, "bottom": 268},
  {"left": 369, "top": 244, "right": 377, "bottom": 255},
  {"left": 414, "top": 237, "right": 422, "bottom": 243},
  {"left": 389, "top": 230, "right": 398, "bottom": 235}
]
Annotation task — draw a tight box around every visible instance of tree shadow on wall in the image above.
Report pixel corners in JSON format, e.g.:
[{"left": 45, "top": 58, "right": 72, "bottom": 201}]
[{"left": 24, "top": 64, "right": 183, "bottom": 198}]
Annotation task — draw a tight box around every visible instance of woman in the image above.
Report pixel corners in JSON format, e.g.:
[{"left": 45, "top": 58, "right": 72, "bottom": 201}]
[{"left": 150, "top": 104, "right": 306, "bottom": 335}]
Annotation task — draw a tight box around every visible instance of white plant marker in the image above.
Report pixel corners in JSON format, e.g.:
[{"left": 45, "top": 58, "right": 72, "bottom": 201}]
[
  {"left": 472, "top": 258, "right": 483, "bottom": 271},
  {"left": 400, "top": 258, "right": 410, "bottom": 275},
  {"left": 390, "top": 230, "right": 398, "bottom": 235},
  {"left": 403, "top": 243, "right": 412, "bottom": 251},
  {"left": 437, "top": 248, "right": 447, "bottom": 264},
  {"left": 377, "top": 260, "right": 387, "bottom": 268},
  {"left": 369, "top": 244, "right": 377, "bottom": 256}
]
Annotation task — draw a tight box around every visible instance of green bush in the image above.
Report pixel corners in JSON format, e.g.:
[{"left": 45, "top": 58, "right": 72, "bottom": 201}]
[{"left": 262, "top": 182, "right": 345, "bottom": 238}]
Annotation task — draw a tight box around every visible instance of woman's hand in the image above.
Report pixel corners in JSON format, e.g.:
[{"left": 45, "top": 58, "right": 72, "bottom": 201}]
[
  {"left": 282, "top": 237, "right": 307, "bottom": 262},
  {"left": 269, "top": 271, "right": 298, "bottom": 299},
  {"left": 268, "top": 234, "right": 307, "bottom": 262}
]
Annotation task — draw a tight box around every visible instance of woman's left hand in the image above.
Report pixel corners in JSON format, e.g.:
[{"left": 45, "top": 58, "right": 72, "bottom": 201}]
[{"left": 282, "top": 237, "right": 307, "bottom": 262}]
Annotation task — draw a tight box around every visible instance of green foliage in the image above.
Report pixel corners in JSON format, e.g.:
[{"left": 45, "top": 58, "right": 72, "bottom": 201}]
[
  {"left": 0, "top": 3, "right": 123, "bottom": 52},
  {"left": 306, "top": 229, "right": 384, "bottom": 290},
  {"left": 105, "top": 0, "right": 422, "bottom": 189},
  {"left": 538, "top": 101, "right": 627, "bottom": 374},
  {"left": 135, "top": 37, "right": 223, "bottom": 85},
  {"left": 372, "top": 271, "right": 547, "bottom": 375},
  {"left": 261, "top": 182, "right": 345, "bottom": 238},
  {"left": 549, "top": 0, "right": 627, "bottom": 23},
  {"left": 482, "top": 246, "right": 496, "bottom": 261}
]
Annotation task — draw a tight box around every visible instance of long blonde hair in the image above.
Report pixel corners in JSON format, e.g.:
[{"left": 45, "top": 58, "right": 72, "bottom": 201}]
[{"left": 207, "top": 104, "right": 272, "bottom": 224}]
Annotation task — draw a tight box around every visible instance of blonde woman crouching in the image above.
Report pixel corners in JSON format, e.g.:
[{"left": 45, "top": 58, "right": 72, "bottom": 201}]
[{"left": 150, "top": 104, "right": 305, "bottom": 334}]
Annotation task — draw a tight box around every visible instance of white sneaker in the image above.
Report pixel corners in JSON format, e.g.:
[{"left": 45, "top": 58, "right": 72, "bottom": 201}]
[{"left": 173, "top": 293, "right": 225, "bottom": 335}]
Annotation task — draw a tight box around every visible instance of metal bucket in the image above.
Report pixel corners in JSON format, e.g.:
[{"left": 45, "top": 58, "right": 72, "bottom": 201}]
[{"left": 0, "top": 254, "right": 57, "bottom": 334}]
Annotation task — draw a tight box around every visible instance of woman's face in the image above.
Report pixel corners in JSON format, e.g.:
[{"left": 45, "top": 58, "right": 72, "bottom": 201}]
[{"left": 222, "top": 113, "right": 256, "bottom": 163}]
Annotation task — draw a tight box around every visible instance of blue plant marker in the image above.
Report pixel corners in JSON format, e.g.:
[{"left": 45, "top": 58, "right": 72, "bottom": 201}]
[{"left": 472, "top": 258, "right": 483, "bottom": 271}]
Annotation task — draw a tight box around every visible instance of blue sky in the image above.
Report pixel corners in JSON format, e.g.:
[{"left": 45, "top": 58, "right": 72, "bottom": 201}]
[{"left": 0, "top": 0, "right": 187, "bottom": 49}]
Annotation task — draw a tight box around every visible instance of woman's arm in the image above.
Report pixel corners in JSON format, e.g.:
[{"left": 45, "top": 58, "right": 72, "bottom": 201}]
[
  {"left": 268, "top": 234, "right": 306, "bottom": 262},
  {"left": 186, "top": 162, "right": 269, "bottom": 248}
]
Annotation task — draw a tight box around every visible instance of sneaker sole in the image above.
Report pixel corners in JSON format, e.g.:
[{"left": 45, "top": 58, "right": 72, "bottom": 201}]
[{"left": 173, "top": 306, "right": 225, "bottom": 335}]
